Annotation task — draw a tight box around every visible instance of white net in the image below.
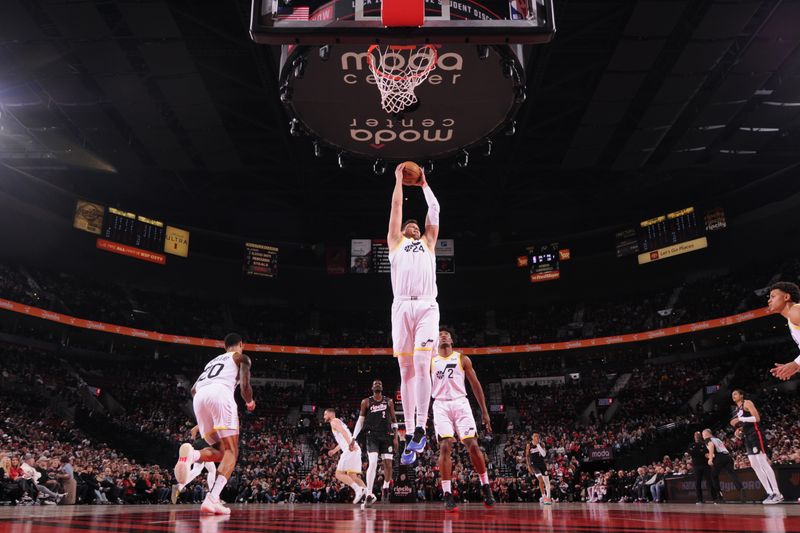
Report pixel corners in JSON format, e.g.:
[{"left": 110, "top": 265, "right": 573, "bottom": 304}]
[{"left": 367, "top": 45, "right": 438, "bottom": 114}]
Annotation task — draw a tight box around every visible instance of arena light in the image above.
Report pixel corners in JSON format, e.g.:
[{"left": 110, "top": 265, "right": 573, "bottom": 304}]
[
  {"left": 764, "top": 101, "right": 800, "bottom": 107},
  {"left": 676, "top": 146, "right": 706, "bottom": 152},
  {"left": 373, "top": 158, "right": 386, "bottom": 175},
  {"left": 719, "top": 149, "right": 757, "bottom": 154},
  {"left": 739, "top": 126, "right": 779, "bottom": 132}
]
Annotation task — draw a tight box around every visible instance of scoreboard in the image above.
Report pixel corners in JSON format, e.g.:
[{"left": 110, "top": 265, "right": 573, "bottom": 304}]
[
  {"left": 527, "top": 243, "right": 560, "bottom": 283},
  {"left": 103, "top": 208, "right": 165, "bottom": 253},
  {"left": 638, "top": 207, "right": 702, "bottom": 253},
  {"left": 615, "top": 206, "right": 726, "bottom": 263},
  {"left": 74, "top": 201, "right": 190, "bottom": 264},
  {"left": 244, "top": 242, "right": 279, "bottom": 278}
]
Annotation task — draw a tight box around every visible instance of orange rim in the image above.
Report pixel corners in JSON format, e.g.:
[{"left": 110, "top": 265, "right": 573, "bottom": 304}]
[{"left": 367, "top": 44, "right": 438, "bottom": 82}]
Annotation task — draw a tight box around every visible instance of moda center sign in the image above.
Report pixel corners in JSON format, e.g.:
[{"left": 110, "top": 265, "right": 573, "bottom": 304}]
[{"left": 279, "top": 43, "right": 526, "bottom": 160}]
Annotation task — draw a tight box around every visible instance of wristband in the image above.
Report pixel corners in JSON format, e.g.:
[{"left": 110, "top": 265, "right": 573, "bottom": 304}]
[
  {"left": 391, "top": 423, "right": 399, "bottom": 430},
  {"left": 794, "top": 354, "right": 800, "bottom": 366}
]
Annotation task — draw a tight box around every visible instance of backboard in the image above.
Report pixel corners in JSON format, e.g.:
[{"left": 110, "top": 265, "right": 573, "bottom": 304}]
[{"left": 250, "top": 0, "right": 555, "bottom": 45}]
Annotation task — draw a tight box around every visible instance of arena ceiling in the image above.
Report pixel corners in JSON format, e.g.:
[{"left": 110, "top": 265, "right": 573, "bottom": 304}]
[{"left": 1, "top": 0, "right": 799, "bottom": 244}]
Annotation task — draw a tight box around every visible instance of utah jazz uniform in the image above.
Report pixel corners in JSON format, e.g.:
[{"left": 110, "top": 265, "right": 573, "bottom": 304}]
[{"left": 431, "top": 351, "right": 477, "bottom": 441}]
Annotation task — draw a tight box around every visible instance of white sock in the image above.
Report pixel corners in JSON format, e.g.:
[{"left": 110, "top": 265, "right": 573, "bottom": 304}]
[
  {"left": 383, "top": 481, "right": 390, "bottom": 489},
  {"left": 366, "top": 453, "right": 379, "bottom": 494},
  {"left": 210, "top": 475, "right": 227, "bottom": 502},
  {"left": 543, "top": 476, "right": 551, "bottom": 498},
  {"left": 479, "top": 472, "right": 489, "bottom": 486},
  {"left": 205, "top": 463, "right": 216, "bottom": 491},
  {"left": 441, "top": 480, "right": 451, "bottom": 494},
  {"left": 183, "top": 462, "right": 205, "bottom": 488},
  {"left": 349, "top": 482, "right": 360, "bottom": 492},
  {"left": 413, "top": 354, "right": 432, "bottom": 429}
]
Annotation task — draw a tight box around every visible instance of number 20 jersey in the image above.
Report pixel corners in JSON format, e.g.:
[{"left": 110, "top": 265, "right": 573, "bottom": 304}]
[
  {"left": 431, "top": 351, "right": 467, "bottom": 401},
  {"left": 195, "top": 352, "right": 240, "bottom": 395}
]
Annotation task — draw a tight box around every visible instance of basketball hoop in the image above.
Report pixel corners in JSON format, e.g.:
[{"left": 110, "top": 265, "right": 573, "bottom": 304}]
[{"left": 367, "top": 44, "right": 438, "bottom": 114}]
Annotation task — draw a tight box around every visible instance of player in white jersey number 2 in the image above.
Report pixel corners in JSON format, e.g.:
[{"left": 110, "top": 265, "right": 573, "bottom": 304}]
[
  {"left": 387, "top": 163, "right": 441, "bottom": 465},
  {"left": 432, "top": 329, "right": 495, "bottom": 511},
  {"left": 324, "top": 408, "right": 368, "bottom": 504},
  {"left": 766, "top": 282, "right": 800, "bottom": 380},
  {"left": 174, "top": 333, "right": 255, "bottom": 515}
]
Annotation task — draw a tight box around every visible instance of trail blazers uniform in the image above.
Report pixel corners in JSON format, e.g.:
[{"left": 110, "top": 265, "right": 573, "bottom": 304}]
[{"left": 365, "top": 397, "right": 395, "bottom": 459}]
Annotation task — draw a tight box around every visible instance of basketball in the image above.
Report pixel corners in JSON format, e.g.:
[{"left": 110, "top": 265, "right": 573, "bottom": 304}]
[{"left": 401, "top": 161, "right": 423, "bottom": 186}]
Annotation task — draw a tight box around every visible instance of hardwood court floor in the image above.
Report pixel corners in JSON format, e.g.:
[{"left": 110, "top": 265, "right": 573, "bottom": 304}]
[{"left": 1, "top": 502, "right": 799, "bottom": 532}]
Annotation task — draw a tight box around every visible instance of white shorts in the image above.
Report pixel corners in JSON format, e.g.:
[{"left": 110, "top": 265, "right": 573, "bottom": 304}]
[
  {"left": 433, "top": 396, "right": 477, "bottom": 442},
  {"left": 193, "top": 385, "right": 239, "bottom": 445},
  {"left": 337, "top": 448, "right": 362, "bottom": 474},
  {"left": 391, "top": 299, "right": 440, "bottom": 358}
]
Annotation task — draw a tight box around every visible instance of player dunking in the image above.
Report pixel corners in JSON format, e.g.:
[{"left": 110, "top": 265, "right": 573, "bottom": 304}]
[
  {"left": 351, "top": 379, "right": 398, "bottom": 507},
  {"left": 174, "top": 333, "right": 255, "bottom": 515},
  {"left": 387, "top": 163, "right": 441, "bottom": 465},
  {"left": 767, "top": 282, "right": 800, "bottom": 380},
  {"left": 432, "top": 329, "right": 495, "bottom": 511},
  {"left": 730, "top": 390, "right": 784, "bottom": 504},
  {"left": 323, "top": 408, "right": 367, "bottom": 504},
  {"left": 525, "top": 433, "right": 553, "bottom": 505}
]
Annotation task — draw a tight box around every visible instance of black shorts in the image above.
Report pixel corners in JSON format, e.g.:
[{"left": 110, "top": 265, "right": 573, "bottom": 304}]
[
  {"left": 530, "top": 457, "right": 547, "bottom": 475},
  {"left": 743, "top": 431, "right": 767, "bottom": 455},
  {"left": 366, "top": 432, "right": 395, "bottom": 457}
]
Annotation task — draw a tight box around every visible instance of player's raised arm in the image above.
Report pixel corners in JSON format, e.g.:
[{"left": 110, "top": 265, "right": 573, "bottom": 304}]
[
  {"left": 420, "top": 170, "right": 440, "bottom": 249},
  {"left": 234, "top": 352, "right": 255, "bottom": 410},
  {"left": 462, "top": 355, "right": 491, "bottom": 433},
  {"left": 388, "top": 164, "right": 405, "bottom": 248}
]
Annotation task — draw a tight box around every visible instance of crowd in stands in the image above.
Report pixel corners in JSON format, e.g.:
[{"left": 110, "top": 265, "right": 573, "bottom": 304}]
[
  {"left": 2, "top": 255, "right": 800, "bottom": 506},
  {"left": 1, "top": 255, "right": 798, "bottom": 350}
]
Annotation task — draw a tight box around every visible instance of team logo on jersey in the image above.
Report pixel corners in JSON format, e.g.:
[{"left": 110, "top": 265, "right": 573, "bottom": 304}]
[
  {"left": 436, "top": 363, "right": 457, "bottom": 379},
  {"left": 403, "top": 241, "right": 426, "bottom": 253},
  {"left": 420, "top": 338, "right": 435, "bottom": 347}
]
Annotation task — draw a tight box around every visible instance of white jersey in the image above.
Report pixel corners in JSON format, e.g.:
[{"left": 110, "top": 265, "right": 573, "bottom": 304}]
[
  {"left": 431, "top": 351, "right": 467, "bottom": 401},
  {"left": 789, "top": 317, "right": 800, "bottom": 350},
  {"left": 389, "top": 237, "right": 437, "bottom": 299},
  {"left": 194, "top": 352, "right": 240, "bottom": 395},
  {"left": 332, "top": 419, "right": 355, "bottom": 450}
]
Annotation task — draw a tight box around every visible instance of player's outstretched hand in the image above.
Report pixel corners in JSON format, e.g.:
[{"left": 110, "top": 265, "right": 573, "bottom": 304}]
[
  {"left": 771, "top": 361, "right": 800, "bottom": 381},
  {"left": 348, "top": 441, "right": 356, "bottom": 452},
  {"left": 482, "top": 413, "right": 492, "bottom": 434},
  {"left": 394, "top": 163, "right": 405, "bottom": 182},
  {"left": 418, "top": 167, "right": 428, "bottom": 188}
]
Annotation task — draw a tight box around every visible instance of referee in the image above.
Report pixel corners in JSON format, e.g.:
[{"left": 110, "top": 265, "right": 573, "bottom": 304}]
[
  {"left": 702, "top": 428, "right": 744, "bottom": 503},
  {"left": 688, "top": 431, "right": 709, "bottom": 504}
]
